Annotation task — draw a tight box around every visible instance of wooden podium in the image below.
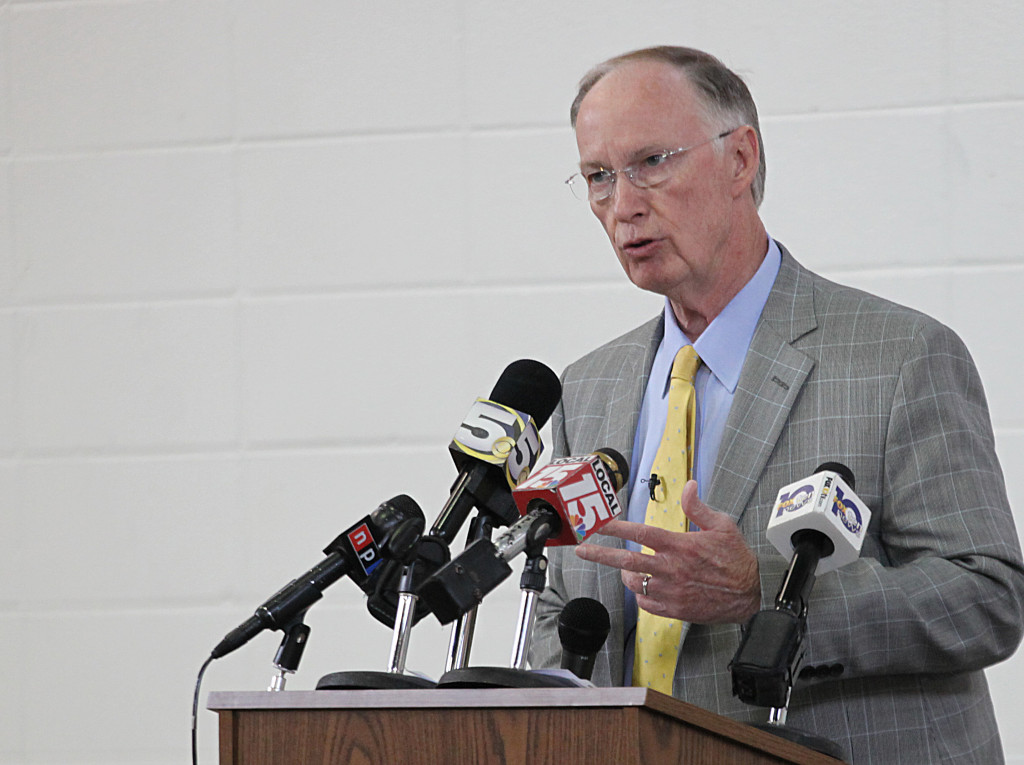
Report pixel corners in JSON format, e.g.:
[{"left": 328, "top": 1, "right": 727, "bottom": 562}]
[{"left": 208, "top": 687, "right": 843, "bottom": 764}]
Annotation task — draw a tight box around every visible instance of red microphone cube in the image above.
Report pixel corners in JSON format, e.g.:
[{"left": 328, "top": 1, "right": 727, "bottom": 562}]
[{"left": 513, "top": 455, "right": 623, "bottom": 546}]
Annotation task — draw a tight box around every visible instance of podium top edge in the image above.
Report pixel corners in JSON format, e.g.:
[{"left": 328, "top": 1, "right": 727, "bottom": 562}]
[{"left": 208, "top": 687, "right": 654, "bottom": 712}]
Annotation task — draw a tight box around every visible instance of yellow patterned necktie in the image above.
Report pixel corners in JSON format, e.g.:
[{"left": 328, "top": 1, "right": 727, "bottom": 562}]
[{"left": 633, "top": 344, "right": 701, "bottom": 694}]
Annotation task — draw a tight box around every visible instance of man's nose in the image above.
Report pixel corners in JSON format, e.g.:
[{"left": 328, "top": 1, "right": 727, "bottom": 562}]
[{"left": 608, "top": 175, "right": 648, "bottom": 220}]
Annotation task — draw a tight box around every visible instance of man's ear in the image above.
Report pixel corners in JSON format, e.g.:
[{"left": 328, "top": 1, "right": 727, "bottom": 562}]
[{"left": 729, "top": 125, "right": 760, "bottom": 200}]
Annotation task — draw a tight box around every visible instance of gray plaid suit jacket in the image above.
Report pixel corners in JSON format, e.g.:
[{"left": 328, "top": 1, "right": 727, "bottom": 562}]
[{"left": 530, "top": 246, "right": 1024, "bottom": 763}]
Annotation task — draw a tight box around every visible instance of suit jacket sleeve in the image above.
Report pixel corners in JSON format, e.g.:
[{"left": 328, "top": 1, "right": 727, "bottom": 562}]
[{"left": 791, "top": 313, "right": 1024, "bottom": 677}]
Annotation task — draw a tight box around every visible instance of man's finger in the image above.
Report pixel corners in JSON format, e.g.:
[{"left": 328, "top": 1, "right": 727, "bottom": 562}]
[
  {"left": 679, "top": 480, "right": 728, "bottom": 530},
  {"left": 594, "top": 518, "right": 680, "bottom": 550},
  {"left": 575, "top": 542, "right": 660, "bottom": 574}
]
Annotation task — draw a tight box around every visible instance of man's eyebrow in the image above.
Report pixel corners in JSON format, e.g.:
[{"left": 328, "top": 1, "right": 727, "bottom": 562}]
[
  {"left": 579, "top": 145, "right": 667, "bottom": 171},
  {"left": 628, "top": 145, "right": 670, "bottom": 162}
]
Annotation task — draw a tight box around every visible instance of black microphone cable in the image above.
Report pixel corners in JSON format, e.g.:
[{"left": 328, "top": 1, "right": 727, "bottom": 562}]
[{"left": 191, "top": 654, "right": 214, "bottom": 765}]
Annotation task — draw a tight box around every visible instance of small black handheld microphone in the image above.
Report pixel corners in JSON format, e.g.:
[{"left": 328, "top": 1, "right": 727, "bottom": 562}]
[{"left": 558, "top": 597, "right": 611, "bottom": 681}]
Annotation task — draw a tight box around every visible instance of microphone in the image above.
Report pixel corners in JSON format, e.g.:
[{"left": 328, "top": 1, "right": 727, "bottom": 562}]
[
  {"left": 509, "top": 447, "right": 629, "bottom": 547},
  {"left": 765, "top": 461, "right": 869, "bottom": 580},
  {"left": 431, "top": 359, "right": 563, "bottom": 542},
  {"left": 210, "top": 495, "right": 424, "bottom": 660},
  {"left": 558, "top": 597, "right": 611, "bottom": 681},
  {"left": 418, "top": 448, "right": 629, "bottom": 624},
  {"left": 366, "top": 359, "right": 561, "bottom": 627},
  {"left": 731, "top": 462, "right": 871, "bottom": 708}
]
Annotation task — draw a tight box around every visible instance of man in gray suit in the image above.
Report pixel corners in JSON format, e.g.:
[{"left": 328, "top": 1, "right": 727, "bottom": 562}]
[{"left": 529, "top": 46, "right": 1024, "bottom": 763}]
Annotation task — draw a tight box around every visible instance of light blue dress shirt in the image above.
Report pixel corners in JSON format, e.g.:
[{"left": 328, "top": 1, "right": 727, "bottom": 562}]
[{"left": 621, "top": 238, "right": 782, "bottom": 681}]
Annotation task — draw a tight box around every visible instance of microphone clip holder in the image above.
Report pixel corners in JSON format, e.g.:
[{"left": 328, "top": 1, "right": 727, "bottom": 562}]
[
  {"left": 268, "top": 614, "right": 311, "bottom": 692},
  {"left": 445, "top": 512, "right": 498, "bottom": 672},
  {"left": 436, "top": 547, "right": 569, "bottom": 690},
  {"left": 419, "top": 506, "right": 560, "bottom": 626},
  {"left": 731, "top": 529, "right": 833, "bottom": 708}
]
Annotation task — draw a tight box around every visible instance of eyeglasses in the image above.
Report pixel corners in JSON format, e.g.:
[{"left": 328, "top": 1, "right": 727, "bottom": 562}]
[{"left": 565, "top": 128, "right": 740, "bottom": 202}]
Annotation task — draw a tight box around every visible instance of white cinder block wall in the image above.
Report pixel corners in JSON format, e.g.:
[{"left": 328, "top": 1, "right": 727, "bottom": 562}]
[{"left": 1, "top": 2, "right": 1022, "bottom": 763}]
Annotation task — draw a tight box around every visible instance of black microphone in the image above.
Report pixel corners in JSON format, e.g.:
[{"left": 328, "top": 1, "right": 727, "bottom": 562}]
[
  {"left": 431, "top": 358, "right": 562, "bottom": 541},
  {"left": 558, "top": 597, "right": 611, "bottom": 681},
  {"left": 211, "top": 494, "right": 424, "bottom": 659},
  {"left": 366, "top": 359, "right": 561, "bottom": 627}
]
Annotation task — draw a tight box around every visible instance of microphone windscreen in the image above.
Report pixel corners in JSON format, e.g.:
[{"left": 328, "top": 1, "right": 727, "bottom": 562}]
[
  {"left": 489, "top": 359, "right": 562, "bottom": 427},
  {"left": 382, "top": 493, "right": 426, "bottom": 522},
  {"left": 814, "top": 461, "right": 855, "bottom": 490},
  {"left": 558, "top": 597, "right": 611, "bottom": 655},
  {"left": 594, "top": 447, "right": 629, "bottom": 492}
]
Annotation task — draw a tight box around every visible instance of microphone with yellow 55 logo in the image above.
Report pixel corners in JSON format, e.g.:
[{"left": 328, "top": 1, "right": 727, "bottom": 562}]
[{"left": 363, "top": 359, "right": 561, "bottom": 631}]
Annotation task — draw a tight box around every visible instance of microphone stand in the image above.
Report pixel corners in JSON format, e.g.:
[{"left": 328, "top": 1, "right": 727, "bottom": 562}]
[
  {"left": 730, "top": 530, "right": 844, "bottom": 760},
  {"left": 445, "top": 513, "right": 497, "bottom": 672},
  {"left": 437, "top": 515, "right": 576, "bottom": 689},
  {"left": 509, "top": 551, "right": 547, "bottom": 670},
  {"left": 267, "top": 615, "right": 311, "bottom": 691},
  {"left": 386, "top": 559, "right": 423, "bottom": 674},
  {"left": 316, "top": 525, "right": 444, "bottom": 691}
]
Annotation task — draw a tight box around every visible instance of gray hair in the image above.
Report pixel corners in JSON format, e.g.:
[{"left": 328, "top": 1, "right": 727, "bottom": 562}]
[{"left": 570, "top": 46, "right": 766, "bottom": 208}]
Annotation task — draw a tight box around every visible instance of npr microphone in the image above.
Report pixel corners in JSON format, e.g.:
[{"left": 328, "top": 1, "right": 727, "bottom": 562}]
[
  {"left": 211, "top": 494, "right": 424, "bottom": 660},
  {"left": 419, "top": 449, "right": 629, "bottom": 624},
  {"left": 731, "top": 462, "right": 871, "bottom": 708},
  {"left": 558, "top": 597, "right": 611, "bottom": 682}
]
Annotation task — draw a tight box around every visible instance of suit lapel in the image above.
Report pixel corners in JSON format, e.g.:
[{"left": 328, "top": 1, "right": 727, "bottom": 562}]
[
  {"left": 591, "top": 314, "right": 664, "bottom": 684},
  {"left": 608, "top": 314, "right": 664, "bottom": 474},
  {"left": 705, "top": 248, "right": 817, "bottom": 523}
]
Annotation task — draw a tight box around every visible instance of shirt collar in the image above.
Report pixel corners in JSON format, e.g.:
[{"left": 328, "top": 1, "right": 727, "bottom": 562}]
[{"left": 658, "top": 238, "right": 782, "bottom": 395}]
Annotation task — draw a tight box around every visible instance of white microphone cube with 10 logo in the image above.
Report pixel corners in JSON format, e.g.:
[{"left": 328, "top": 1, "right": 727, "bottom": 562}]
[{"left": 766, "top": 469, "right": 870, "bottom": 575}]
